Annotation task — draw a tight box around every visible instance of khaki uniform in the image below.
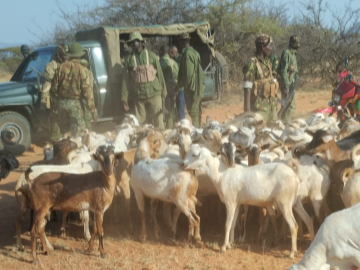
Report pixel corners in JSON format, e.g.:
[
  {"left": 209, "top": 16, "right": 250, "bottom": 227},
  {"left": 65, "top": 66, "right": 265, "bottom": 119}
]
[
  {"left": 278, "top": 48, "right": 298, "bottom": 124},
  {"left": 243, "top": 55, "right": 279, "bottom": 126},
  {"left": 178, "top": 47, "right": 204, "bottom": 128},
  {"left": 121, "top": 48, "right": 166, "bottom": 129}
]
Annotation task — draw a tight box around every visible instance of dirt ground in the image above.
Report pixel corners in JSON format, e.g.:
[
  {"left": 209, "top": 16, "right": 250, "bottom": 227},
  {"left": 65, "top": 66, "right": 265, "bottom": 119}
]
[{"left": 0, "top": 85, "right": 332, "bottom": 270}]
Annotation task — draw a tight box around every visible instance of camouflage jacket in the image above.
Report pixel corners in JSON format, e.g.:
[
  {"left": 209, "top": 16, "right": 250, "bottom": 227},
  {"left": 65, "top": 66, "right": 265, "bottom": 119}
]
[
  {"left": 243, "top": 54, "right": 273, "bottom": 90},
  {"left": 269, "top": 53, "right": 278, "bottom": 77},
  {"left": 121, "top": 48, "right": 167, "bottom": 101},
  {"left": 42, "top": 60, "right": 60, "bottom": 94},
  {"left": 178, "top": 47, "right": 204, "bottom": 98},
  {"left": 278, "top": 48, "right": 298, "bottom": 88},
  {"left": 160, "top": 54, "right": 178, "bottom": 96},
  {"left": 51, "top": 59, "right": 96, "bottom": 113}
]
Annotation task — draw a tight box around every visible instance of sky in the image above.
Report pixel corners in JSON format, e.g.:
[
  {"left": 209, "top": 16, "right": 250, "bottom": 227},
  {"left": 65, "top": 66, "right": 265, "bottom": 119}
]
[{"left": 1, "top": 0, "right": 360, "bottom": 48}]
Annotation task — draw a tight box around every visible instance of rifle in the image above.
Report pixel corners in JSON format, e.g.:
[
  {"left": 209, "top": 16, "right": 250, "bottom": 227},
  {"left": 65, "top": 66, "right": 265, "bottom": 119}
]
[
  {"left": 277, "top": 75, "right": 301, "bottom": 118},
  {"left": 31, "top": 67, "right": 52, "bottom": 82}
]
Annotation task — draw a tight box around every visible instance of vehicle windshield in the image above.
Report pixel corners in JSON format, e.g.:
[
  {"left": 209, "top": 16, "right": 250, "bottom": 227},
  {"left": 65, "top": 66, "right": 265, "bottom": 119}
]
[{"left": 21, "top": 50, "right": 53, "bottom": 82}]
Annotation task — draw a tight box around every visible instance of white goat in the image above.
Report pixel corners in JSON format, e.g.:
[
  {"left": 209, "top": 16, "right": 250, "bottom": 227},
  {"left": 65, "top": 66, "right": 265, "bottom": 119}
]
[
  {"left": 289, "top": 203, "right": 360, "bottom": 270},
  {"left": 130, "top": 154, "right": 201, "bottom": 243},
  {"left": 183, "top": 144, "right": 300, "bottom": 258}
]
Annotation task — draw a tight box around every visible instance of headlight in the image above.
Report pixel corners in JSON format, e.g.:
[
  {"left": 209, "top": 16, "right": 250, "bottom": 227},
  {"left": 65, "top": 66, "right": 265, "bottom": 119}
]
[{"left": 333, "top": 94, "right": 341, "bottom": 104}]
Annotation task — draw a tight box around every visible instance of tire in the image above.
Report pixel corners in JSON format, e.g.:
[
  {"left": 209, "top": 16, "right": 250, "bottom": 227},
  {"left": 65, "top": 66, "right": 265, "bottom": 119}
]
[
  {"left": 215, "top": 51, "right": 229, "bottom": 83},
  {"left": 0, "top": 111, "right": 31, "bottom": 155}
]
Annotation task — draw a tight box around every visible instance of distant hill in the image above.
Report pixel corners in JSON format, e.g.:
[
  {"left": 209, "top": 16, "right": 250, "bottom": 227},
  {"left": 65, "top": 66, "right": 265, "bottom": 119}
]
[{"left": 0, "top": 42, "right": 22, "bottom": 49}]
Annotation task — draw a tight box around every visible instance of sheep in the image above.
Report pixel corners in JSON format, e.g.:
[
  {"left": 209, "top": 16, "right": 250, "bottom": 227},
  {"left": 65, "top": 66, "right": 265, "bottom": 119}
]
[
  {"left": 24, "top": 145, "right": 124, "bottom": 264},
  {"left": 0, "top": 150, "right": 19, "bottom": 180},
  {"left": 130, "top": 137, "right": 201, "bottom": 243},
  {"left": 183, "top": 143, "right": 301, "bottom": 258},
  {"left": 289, "top": 203, "right": 360, "bottom": 270}
]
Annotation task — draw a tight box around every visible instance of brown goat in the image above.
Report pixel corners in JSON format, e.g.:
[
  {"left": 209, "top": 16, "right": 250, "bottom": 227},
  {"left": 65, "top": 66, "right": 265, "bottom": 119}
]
[
  {"left": 26, "top": 145, "right": 124, "bottom": 264},
  {"left": 15, "top": 138, "right": 78, "bottom": 251}
]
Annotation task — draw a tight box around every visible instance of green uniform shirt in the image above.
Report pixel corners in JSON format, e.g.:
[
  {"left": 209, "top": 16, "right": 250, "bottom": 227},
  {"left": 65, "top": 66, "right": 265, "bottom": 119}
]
[
  {"left": 121, "top": 48, "right": 167, "bottom": 101},
  {"left": 178, "top": 47, "right": 205, "bottom": 98},
  {"left": 278, "top": 48, "right": 298, "bottom": 88},
  {"left": 51, "top": 59, "right": 96, "bottom": 112}
]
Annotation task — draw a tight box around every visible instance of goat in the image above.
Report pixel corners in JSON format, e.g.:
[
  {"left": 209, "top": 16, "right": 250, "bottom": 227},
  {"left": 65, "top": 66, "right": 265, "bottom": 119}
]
[
  {"left": 24, "top": 145, "right": 124, "bottom": 264},
  {"left": 15, "top": 138, "right": 78, "bottom": 251},
  {"left": 183, "top": 143, "right": 300, "bottom": 258},
  {"left": 0, "top": 150, "right": 19, "bottom": 180},
  {"left": 289, "top": 203, "right": 360, "bottom": 270},
  {"left": 302, "top": 129, "right": 360, "bottom": 166},
  {"left": 130, "top": 137, "right": 201, "bottom": 243}
]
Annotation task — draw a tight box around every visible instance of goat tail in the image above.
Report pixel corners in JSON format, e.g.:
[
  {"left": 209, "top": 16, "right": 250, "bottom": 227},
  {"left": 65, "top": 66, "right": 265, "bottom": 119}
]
[{"left": 285, "top": 158, "right": 300, "bottom": 175}]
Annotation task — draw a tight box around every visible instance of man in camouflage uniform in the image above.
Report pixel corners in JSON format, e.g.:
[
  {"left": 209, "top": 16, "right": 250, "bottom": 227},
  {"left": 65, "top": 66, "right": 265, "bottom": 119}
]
[
  {"left": 159, "top": 45, "right": 179, "bottom": 129},
  {"left": 178, "top": 33, "right": 205, "bottom": 128},
  {"left": 41, "top": 44, "right": 68, "bottom": 142},
  {"left": 79, "top": 59, "right": 94, "bottom": 130},
  {"left": 243, "top": 34, "right": 279, "bottom": 126},
  {"left": 121, "top": 32, "right": 166, "bottom": 129},
  {"left": 169, "top": 45, "right": 185, "bottom": 121},
  {"left": 277, "top": 35, "right": 300, "bottom": 124},
  {"left": 269, "top": 53, "right": 279, "bottom": 77},
  {"left": 51, "top": 43, "right": 97, "bottom": 137}
]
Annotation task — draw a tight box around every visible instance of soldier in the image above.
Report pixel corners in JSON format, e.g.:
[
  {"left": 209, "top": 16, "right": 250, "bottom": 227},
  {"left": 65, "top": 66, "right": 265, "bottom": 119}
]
[
  {"left": 121, "top": 32, "right": 166, "bottom": 129},
  {"left": 243, "top": 34, "right": 279, "bottom": 126},
  {"left": 51, "top": 43, "right": 97, "bottom": 137},
  {"left": 269, "top": 53, "right": 279, "bottom": 77},
  {"left": 79, "top": 59, "right": 94, "bottom": 130},
  {"left": 178, "top": 33, "right": 205, "bottom": 128},
  {"left": 159, "top": 45, "right": 178, "bottom": 129},
  {"left": 277, "top": 35, "right": 300, "bottom": 124},
  {"left": 40, "top": 44, "right": 68, "bottom": 142},
  {"left": 169, "top": 45, "right": 185, "bottom": 121}
]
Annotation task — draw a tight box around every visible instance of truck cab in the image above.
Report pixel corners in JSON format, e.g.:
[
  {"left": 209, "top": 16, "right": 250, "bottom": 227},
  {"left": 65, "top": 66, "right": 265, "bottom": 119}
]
[{"left": 0, "top": 21, "right": 227, "bottom": 155}]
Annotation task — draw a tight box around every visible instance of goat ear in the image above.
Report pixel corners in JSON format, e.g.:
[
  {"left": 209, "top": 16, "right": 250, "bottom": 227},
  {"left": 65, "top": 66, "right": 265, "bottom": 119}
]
[{"left": 115, "top": 152, "right": 124, "bottom": 160}]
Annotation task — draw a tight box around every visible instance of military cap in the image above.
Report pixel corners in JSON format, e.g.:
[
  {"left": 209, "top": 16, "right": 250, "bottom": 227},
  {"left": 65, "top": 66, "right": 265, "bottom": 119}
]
[
  {"left": 67, "top": 43, "right": 85, "bottom": 58},
  {"left": 128, "top": 32, "right": 144, "bottom": 43},
  {"left": 178, "top": 33, "right": 191, "bottom": 40},
  {"left": 255, "top": 34, "right": 272, "bottom": 46}
]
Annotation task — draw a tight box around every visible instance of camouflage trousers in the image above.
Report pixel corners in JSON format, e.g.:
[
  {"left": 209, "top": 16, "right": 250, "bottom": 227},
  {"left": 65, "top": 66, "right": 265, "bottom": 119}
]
[
  {"left": 184, "top": 90, "right": 202, "bottom": 128},
  {"left": 55, "top": 98, "right": 86, "bottom": 137},
  {"left": 280, "top": 91, "right": 296, "bottom": 125},
  {"left": 251, "top": 95, "right": 277, "bottom": 126},
  {"left": 164, "top": 95, "right": 177, "bottom": 129}
]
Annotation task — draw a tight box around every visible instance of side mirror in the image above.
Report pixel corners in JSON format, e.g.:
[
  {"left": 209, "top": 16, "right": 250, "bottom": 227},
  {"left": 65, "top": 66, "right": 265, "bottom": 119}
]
[{"left": 20, "top": 44, "right": 30, "bottom": 58}]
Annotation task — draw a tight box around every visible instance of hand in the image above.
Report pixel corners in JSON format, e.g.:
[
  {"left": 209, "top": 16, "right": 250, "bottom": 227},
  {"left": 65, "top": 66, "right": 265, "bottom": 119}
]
[{"left": 123, "top": 101, "right": 129, "bottom": 111}]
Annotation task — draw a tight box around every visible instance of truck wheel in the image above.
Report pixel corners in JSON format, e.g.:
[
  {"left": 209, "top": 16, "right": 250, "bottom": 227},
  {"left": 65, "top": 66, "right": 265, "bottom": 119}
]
[
  {"left": 0, "top": 111, "right": 31, "bottom": 155},
  {"left": 215, "top": 51, "right": 229, "bottom": 83}
]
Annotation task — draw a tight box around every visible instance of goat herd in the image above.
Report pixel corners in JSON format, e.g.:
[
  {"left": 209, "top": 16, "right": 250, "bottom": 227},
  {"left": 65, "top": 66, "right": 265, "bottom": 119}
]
[{"left": 3, "top": 112, "right": 360, "bottom": 269}]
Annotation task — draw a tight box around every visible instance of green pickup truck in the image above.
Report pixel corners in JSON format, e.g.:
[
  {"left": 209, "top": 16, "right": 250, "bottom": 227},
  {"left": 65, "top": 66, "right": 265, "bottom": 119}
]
[{"left": 0, "top": 21, "right": 227, "bottom": 155}]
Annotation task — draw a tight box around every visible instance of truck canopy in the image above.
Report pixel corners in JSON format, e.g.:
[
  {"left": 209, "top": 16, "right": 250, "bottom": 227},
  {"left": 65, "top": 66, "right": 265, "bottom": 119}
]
[{"left": 75, "top": 21, "right": 215, "bottom": 90}]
